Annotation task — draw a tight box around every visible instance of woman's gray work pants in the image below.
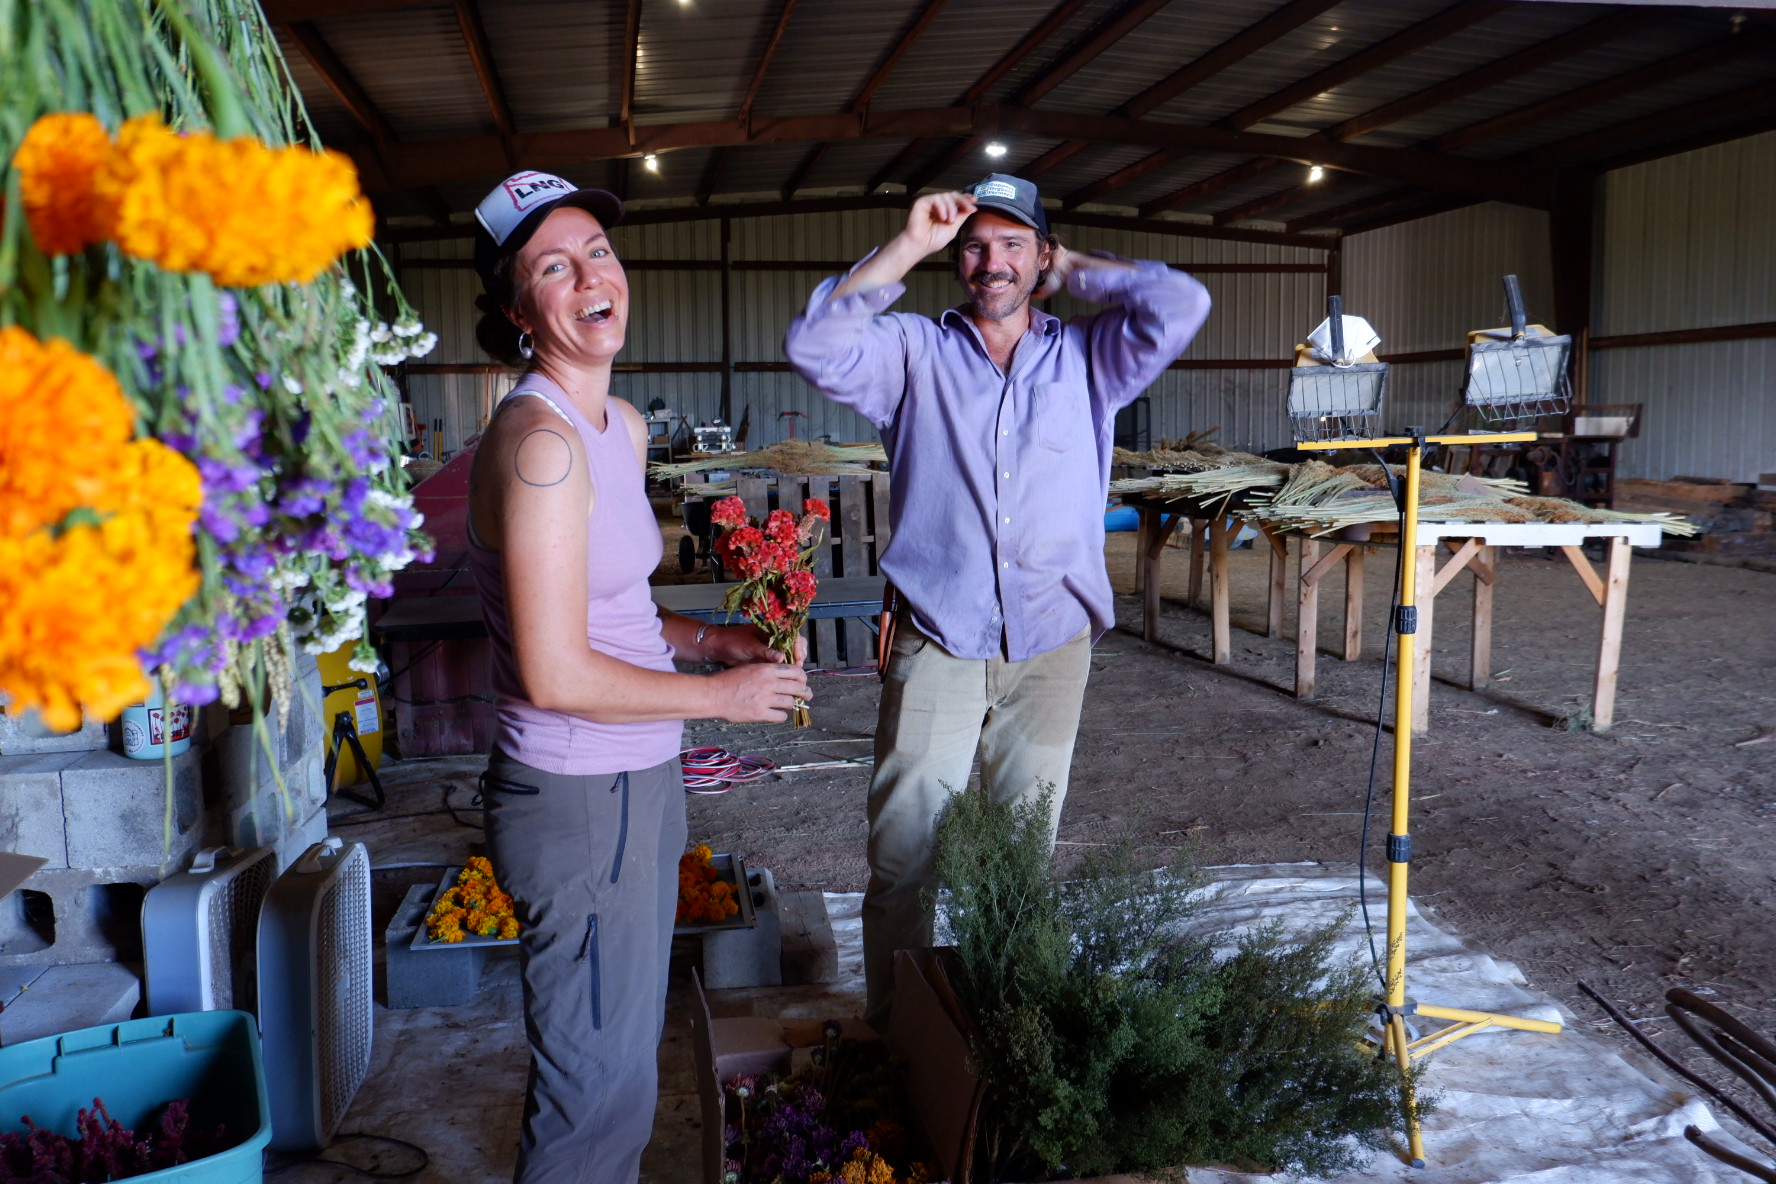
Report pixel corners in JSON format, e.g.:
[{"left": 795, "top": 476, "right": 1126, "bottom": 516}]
[{"left": 482, "top": 750, "right": 686, "bottom": 1184}]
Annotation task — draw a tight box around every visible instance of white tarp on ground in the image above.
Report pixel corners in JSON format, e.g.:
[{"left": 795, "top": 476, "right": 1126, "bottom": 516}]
[{"left": 824, "top": 862, "right": 1763, "bottom": 1184}]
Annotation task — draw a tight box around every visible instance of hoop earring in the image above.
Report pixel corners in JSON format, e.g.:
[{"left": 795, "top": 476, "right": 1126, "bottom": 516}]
[{"left": 517, "top": 330, "right": 534, "bottom": 360}]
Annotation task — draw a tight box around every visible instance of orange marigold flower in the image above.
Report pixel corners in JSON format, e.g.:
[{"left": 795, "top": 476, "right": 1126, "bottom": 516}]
[
  {"left": 96, "top": 116, "right": 373, "bottom": 287},
  {"left": 12, "top": 113, "right": 114, "bottom": 256},
  {"left": 0, "top": 330, "right": 200, "bottom": 730}
]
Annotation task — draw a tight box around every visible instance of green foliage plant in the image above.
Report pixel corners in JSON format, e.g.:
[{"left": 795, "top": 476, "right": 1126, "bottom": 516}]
[{"left": 931, "top": 785, "right": 1423, "bottom": 1181}]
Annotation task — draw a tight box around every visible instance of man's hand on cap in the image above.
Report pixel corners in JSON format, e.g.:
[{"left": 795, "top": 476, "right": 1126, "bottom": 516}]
[{"left": 901, "top": 191, "right": 978, "bottom": 256}]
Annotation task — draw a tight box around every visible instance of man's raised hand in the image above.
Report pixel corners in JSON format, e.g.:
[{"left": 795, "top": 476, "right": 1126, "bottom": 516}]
[{"left": 899, "top": 191, "right": 977, "bottom": 256}]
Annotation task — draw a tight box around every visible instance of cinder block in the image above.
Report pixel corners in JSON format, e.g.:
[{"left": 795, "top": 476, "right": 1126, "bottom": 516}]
[
  {"left": 0, "top": 962, "right": 140, "bottom": 1046},
  {"left": 701, "top": 866, "right": 782, "bottom": 990},
  {"left": 275, "top": 797, "right": 329, "bottom": 873},
  {"left": 385, "top": 883, "right": 486, "bottom": 1008},
  {"left": 59, "top": 748, "right": 201, "bottom": 870},
  {"left": 0, "top": 866, "right": 161, "bottom": 968},
  {"left": 0, "top": 751, "right": 79, "bottom": 868},
  {"left": 0, "top": 709, "right": 106, "bottom": 756},
  {"left": 779, "top": 890, "right": 840, "bottom": 985}
]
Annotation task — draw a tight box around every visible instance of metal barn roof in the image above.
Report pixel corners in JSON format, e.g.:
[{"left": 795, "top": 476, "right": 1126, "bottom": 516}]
[{"left": 258, "top": 0, "right": 1776, "bottom": 238}]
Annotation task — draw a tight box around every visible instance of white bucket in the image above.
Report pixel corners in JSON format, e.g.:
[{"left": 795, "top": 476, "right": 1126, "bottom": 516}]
[{"left": 120, "top": 683, "right": 193, "bottom": 760}]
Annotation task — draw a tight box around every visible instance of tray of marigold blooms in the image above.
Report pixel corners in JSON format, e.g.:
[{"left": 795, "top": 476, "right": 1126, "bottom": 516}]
[
  {"left": 675, "top": 844, "right": 758, "bottom": 936},
  {"left": 412, "top": 856, "right": 523, "bottom": 950}
]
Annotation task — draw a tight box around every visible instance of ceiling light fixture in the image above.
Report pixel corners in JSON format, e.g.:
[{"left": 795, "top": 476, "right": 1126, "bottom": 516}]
[
  {"left": 984, "top": 141, "right": 1008, "bottom": 158},
  {"left": 644, "top": 153, "right": 660, "bottom": 173},
  {"left": 1307, "top": 165, "right": 1325, "bottom": 184}
]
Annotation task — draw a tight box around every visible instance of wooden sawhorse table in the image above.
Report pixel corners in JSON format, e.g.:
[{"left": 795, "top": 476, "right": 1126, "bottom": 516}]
[{"left": 1126, "top": 493, "right": 1660, "bottom": 735}]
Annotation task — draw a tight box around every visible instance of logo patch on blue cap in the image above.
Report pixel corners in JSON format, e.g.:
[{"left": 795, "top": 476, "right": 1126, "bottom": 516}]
[{"left": 973, "top": 180, "right": 1019, "bottom": 201}]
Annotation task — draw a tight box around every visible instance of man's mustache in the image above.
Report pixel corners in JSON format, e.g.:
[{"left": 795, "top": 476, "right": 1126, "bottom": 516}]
[{"left": 969, "top": 270, "right": 1016, "bottom": 286}]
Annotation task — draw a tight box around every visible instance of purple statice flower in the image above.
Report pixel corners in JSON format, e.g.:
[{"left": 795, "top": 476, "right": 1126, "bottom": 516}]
[
  {"left": 139, "top": 624, "right": 227, "bottom": 706},
  {"left": 279, "top": 477, "right": 330, "bottom": 518},
  {"left": 217, "top": 292, "right": 239, "bottom": 347},
  {"left": 839, "top": 1130, "right": 868, "bottom": 1158},
  {"left": 342, "top": 429, "right": 386, "bottom": 471}
]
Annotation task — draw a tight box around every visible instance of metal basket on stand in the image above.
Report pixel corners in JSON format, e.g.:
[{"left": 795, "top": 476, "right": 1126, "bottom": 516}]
[
  {"left": 1462, "top": 275, "right": 1571, "bottom": 426},
  {"left": 1287, "top": 296, "right": 1390, "bottom": 442}
]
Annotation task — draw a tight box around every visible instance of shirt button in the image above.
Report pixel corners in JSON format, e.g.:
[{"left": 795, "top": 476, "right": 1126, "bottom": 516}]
[
  {"left": 1001, "top": 471, "right": 1011, "bottom": 479},
  {"left": 1003, "top": 517, "right": 1011, "bottom": 524},
  {"left": 1002, "top": 429, "right": 1009, "bottom": 436},
  {"left": 1002, "top": 561, "right": 1009, "bottom": 568}
]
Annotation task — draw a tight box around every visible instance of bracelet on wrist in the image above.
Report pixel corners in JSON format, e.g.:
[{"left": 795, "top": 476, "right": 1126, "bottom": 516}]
[{"left": 694, "top": 622, "right": 712, "bottom": 652}]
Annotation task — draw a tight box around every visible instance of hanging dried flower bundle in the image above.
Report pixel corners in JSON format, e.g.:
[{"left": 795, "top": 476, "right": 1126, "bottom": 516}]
[{"left": 0, "top": 1, "right": 438, "bottom": 770}]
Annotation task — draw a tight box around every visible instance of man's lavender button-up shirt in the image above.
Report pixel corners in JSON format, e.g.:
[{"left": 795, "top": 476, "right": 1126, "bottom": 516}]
[{"left": 784, "top": 259, "right": 1210, "bottom": 662}]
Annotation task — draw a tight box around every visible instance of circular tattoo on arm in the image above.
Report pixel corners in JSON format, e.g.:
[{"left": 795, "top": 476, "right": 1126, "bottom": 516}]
[{"left": 513, "top": 429, "right": 573, "bottom": 487}]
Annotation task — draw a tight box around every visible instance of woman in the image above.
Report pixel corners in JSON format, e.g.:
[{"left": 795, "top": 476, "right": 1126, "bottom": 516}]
[{"left": 465, "top": 171, "right": 810, "bottom": 1184}]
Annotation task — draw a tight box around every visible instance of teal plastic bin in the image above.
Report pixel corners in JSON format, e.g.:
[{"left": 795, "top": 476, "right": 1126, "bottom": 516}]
[{"left": 0, "top": 1010, "right": 270, "bottom": 1183}]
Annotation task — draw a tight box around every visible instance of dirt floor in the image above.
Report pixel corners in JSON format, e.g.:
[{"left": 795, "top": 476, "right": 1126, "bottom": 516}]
[{"left": 670, "top": 529, "right": 1776, "bottom": 1096}]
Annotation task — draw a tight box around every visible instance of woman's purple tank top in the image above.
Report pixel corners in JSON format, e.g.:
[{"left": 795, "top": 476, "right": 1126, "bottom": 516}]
[{"left": 467, "top": 374, "right": 683, "bottom": 775}]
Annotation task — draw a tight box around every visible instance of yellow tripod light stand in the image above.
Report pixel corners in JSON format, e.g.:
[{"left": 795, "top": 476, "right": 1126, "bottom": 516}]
[
  {"left": 1299, "top": 427, "right": 1557, "bottom": 1167},
  {"left": 1292, "top": 289, "right": 1569, "bottom": 1164}
]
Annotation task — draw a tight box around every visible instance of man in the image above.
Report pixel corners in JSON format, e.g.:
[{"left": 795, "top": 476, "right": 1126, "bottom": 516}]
[{"left": 784, "top": 173, "right": 1210, "bottom": 1029}]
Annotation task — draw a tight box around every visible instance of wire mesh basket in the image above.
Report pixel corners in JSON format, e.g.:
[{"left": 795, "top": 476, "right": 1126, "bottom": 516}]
[
  {"left": 1463, "top": 334, "right": 1572, "bottom": 425},
  {"left": 1288, "top": 362, "right": 1390, "bottom": 442}
]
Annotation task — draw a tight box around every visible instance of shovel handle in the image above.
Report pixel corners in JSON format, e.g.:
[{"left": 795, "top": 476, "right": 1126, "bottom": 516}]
[
  {"left": 1503, "top": 274, "right": 1527, "bottom": 338},
  {"left": 1327, "top": 294, "right": 1345, "bottom": 360}
]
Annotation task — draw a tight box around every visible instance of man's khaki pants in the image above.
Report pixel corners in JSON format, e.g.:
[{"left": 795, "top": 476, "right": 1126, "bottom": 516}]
[{"left": 863, "top": 620, "right": 1091, "bottom": 1031}]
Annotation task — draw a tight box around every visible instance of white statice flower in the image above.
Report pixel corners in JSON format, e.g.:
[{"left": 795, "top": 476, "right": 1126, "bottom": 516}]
[
  {"left": 346, "top": 320, "right": 371, "bottom": 371},
  {"left": 371, "top": 345, "right": 406, "bottom": 366},
  {"left": 325, "top": 587, "right": 369, "bottom": 615},
  {"left": 340, "top": 278, "right": 357, "bottom": 298},
  {"left": 334, "top": 367, "right": 363, "bottom": 389},
  {"left": 369, "top": 322, "right": 393, "bottom": 344},
  {"left": 409, "top": 510, "right": 426, "bottom": 529},
  {"left": 347, "top": 654, "right": 380, "bottom": 675},
  {"left": 408, "top": 332, "right": 438, "bottom": 358},
  {"left": 270, "top": 568, "right": 312, "bottom": 593},
  {"left": 392, "top": 319, "right": 423, "bottom": 338},
  {"left": 281, "top": 374, "right": 305, "bottom": 394},
  {"left": 366, "top": 488, "right": 410, "bottom": 513}
]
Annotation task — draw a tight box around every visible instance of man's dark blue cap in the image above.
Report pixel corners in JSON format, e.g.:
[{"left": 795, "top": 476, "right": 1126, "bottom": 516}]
[{"left": 965, "top": 173, "right": 1049, "bottom": 237}]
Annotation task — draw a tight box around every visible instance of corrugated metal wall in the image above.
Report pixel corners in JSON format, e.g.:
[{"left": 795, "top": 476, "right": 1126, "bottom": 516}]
[
  {"left": 1343, "top": 201, "right": 1554, "bottom": 436},
  {"left": 1593, "top": 129, "right": 1776, "bottom": 482},
  {"left": 395, "top": 211, "right": 1332, "bottom": 458},
  {"left": 1339, "top": 130, "right": 1776, "bottom": 483}
]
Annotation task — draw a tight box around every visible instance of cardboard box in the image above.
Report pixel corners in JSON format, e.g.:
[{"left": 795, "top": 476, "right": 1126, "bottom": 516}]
[{"left": 692, "top": 952, "right": 1140, "bottom": 1184}]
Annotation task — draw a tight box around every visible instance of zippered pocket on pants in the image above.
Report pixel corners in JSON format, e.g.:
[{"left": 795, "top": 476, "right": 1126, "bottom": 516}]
[
  {"left": 582, "top": 914, "right": 603, "bottom": 1030},
  {"left": 609, "top": 773, "right": 630, "bottom": 884}
]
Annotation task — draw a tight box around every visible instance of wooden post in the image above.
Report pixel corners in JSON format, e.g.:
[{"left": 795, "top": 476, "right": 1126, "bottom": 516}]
[
  {"left": 1209, "top": 515, "right": 1231, "bottom": 664},
  {"left": 1187, "top": 518, "right": 1205, "bottom": 608},
  {"left": 837, "top": 476, "right": 871, "bottom": 665},
  {"left": 1592, "top": 537, "right": 1631, "bottom": 732},
  {"left": 1343, "top": 545, "right": 1366, "bottom": 661},
  {"left": 1296, "top": 536, "right": 1321, "bottom": 699},
  {"left": 1141, "top": 512, "right": 1175, "bottom": 644},
  {"left": 1264, "top": 527, "right": 1287, "bottom": 639},
  {"left": 1134, "top": 505, "right": 1152, "bottom": 595},
  {"left": 1470, "top": 544, "right": 1496, "bottom": 690},
  {"left": 806, "top": 476, "right": 837, "bottom": 668},
  {"left": 1411, "top": 544, "right": 1436, "bottom": 736}
]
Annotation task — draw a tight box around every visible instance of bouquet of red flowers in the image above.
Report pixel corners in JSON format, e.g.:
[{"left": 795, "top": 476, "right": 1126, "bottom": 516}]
[{"left": 709, "top": 495, "right": 830, "bottom": 726}]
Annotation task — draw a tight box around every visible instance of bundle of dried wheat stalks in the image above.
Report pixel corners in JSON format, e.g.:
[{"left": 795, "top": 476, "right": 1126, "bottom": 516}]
[
  {"left": 652, "top": 440, "right": 888, "bottom": 497},
  {"left": 1113, "top": 457, "right": 1698, "bottom": 537}
]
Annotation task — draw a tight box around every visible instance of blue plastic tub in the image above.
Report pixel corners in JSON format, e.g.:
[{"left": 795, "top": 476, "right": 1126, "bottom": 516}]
[
  {"left": 1104, "top": 504, "right": 1139, "bottom": 532},
  {"left": 0, "top": 1010, "right": 271, "bottom": 1183}
]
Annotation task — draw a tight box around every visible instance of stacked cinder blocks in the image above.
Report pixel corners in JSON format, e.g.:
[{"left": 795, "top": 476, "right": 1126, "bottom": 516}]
[
  {"left": 0, "top": 651, "right": 330, "bottom": 971},
  {"left": 208, "top": 652, "right": 330, "bottom": 869}
]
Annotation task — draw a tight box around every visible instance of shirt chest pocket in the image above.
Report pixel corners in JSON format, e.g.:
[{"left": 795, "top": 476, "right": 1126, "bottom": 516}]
[{"left": 1033, "top": 382, "right": 1088, "bottom": 453}]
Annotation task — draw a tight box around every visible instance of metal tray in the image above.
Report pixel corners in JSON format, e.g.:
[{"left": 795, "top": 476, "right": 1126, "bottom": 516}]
[
  {"left": 410, "top": 868, "right": 520, "bottom": 952},
  {"left": 409, "top": 852, "right": 758, "bottom": 951},
  {"left": 674, "top": 852, "right": 758, "bottom": 936}
]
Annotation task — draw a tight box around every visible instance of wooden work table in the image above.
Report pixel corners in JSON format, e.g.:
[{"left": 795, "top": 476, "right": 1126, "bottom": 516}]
[{"left": 1121, "top": 491, "right": 1662, "bottom": 736}]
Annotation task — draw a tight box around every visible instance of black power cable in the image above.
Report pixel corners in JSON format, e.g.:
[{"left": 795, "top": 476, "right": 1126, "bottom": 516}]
[{"left": 266, "top": 1132, "right": 430, "bottom": 1179}]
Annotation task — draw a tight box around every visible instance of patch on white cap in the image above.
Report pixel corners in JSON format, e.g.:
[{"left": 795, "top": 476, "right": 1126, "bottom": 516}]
[
  {"left": 476, "top": 171, "right": 576, "bottom": 244},
  {"left": 973, "top": 179, "right": 1018, "bottom": 201}
]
